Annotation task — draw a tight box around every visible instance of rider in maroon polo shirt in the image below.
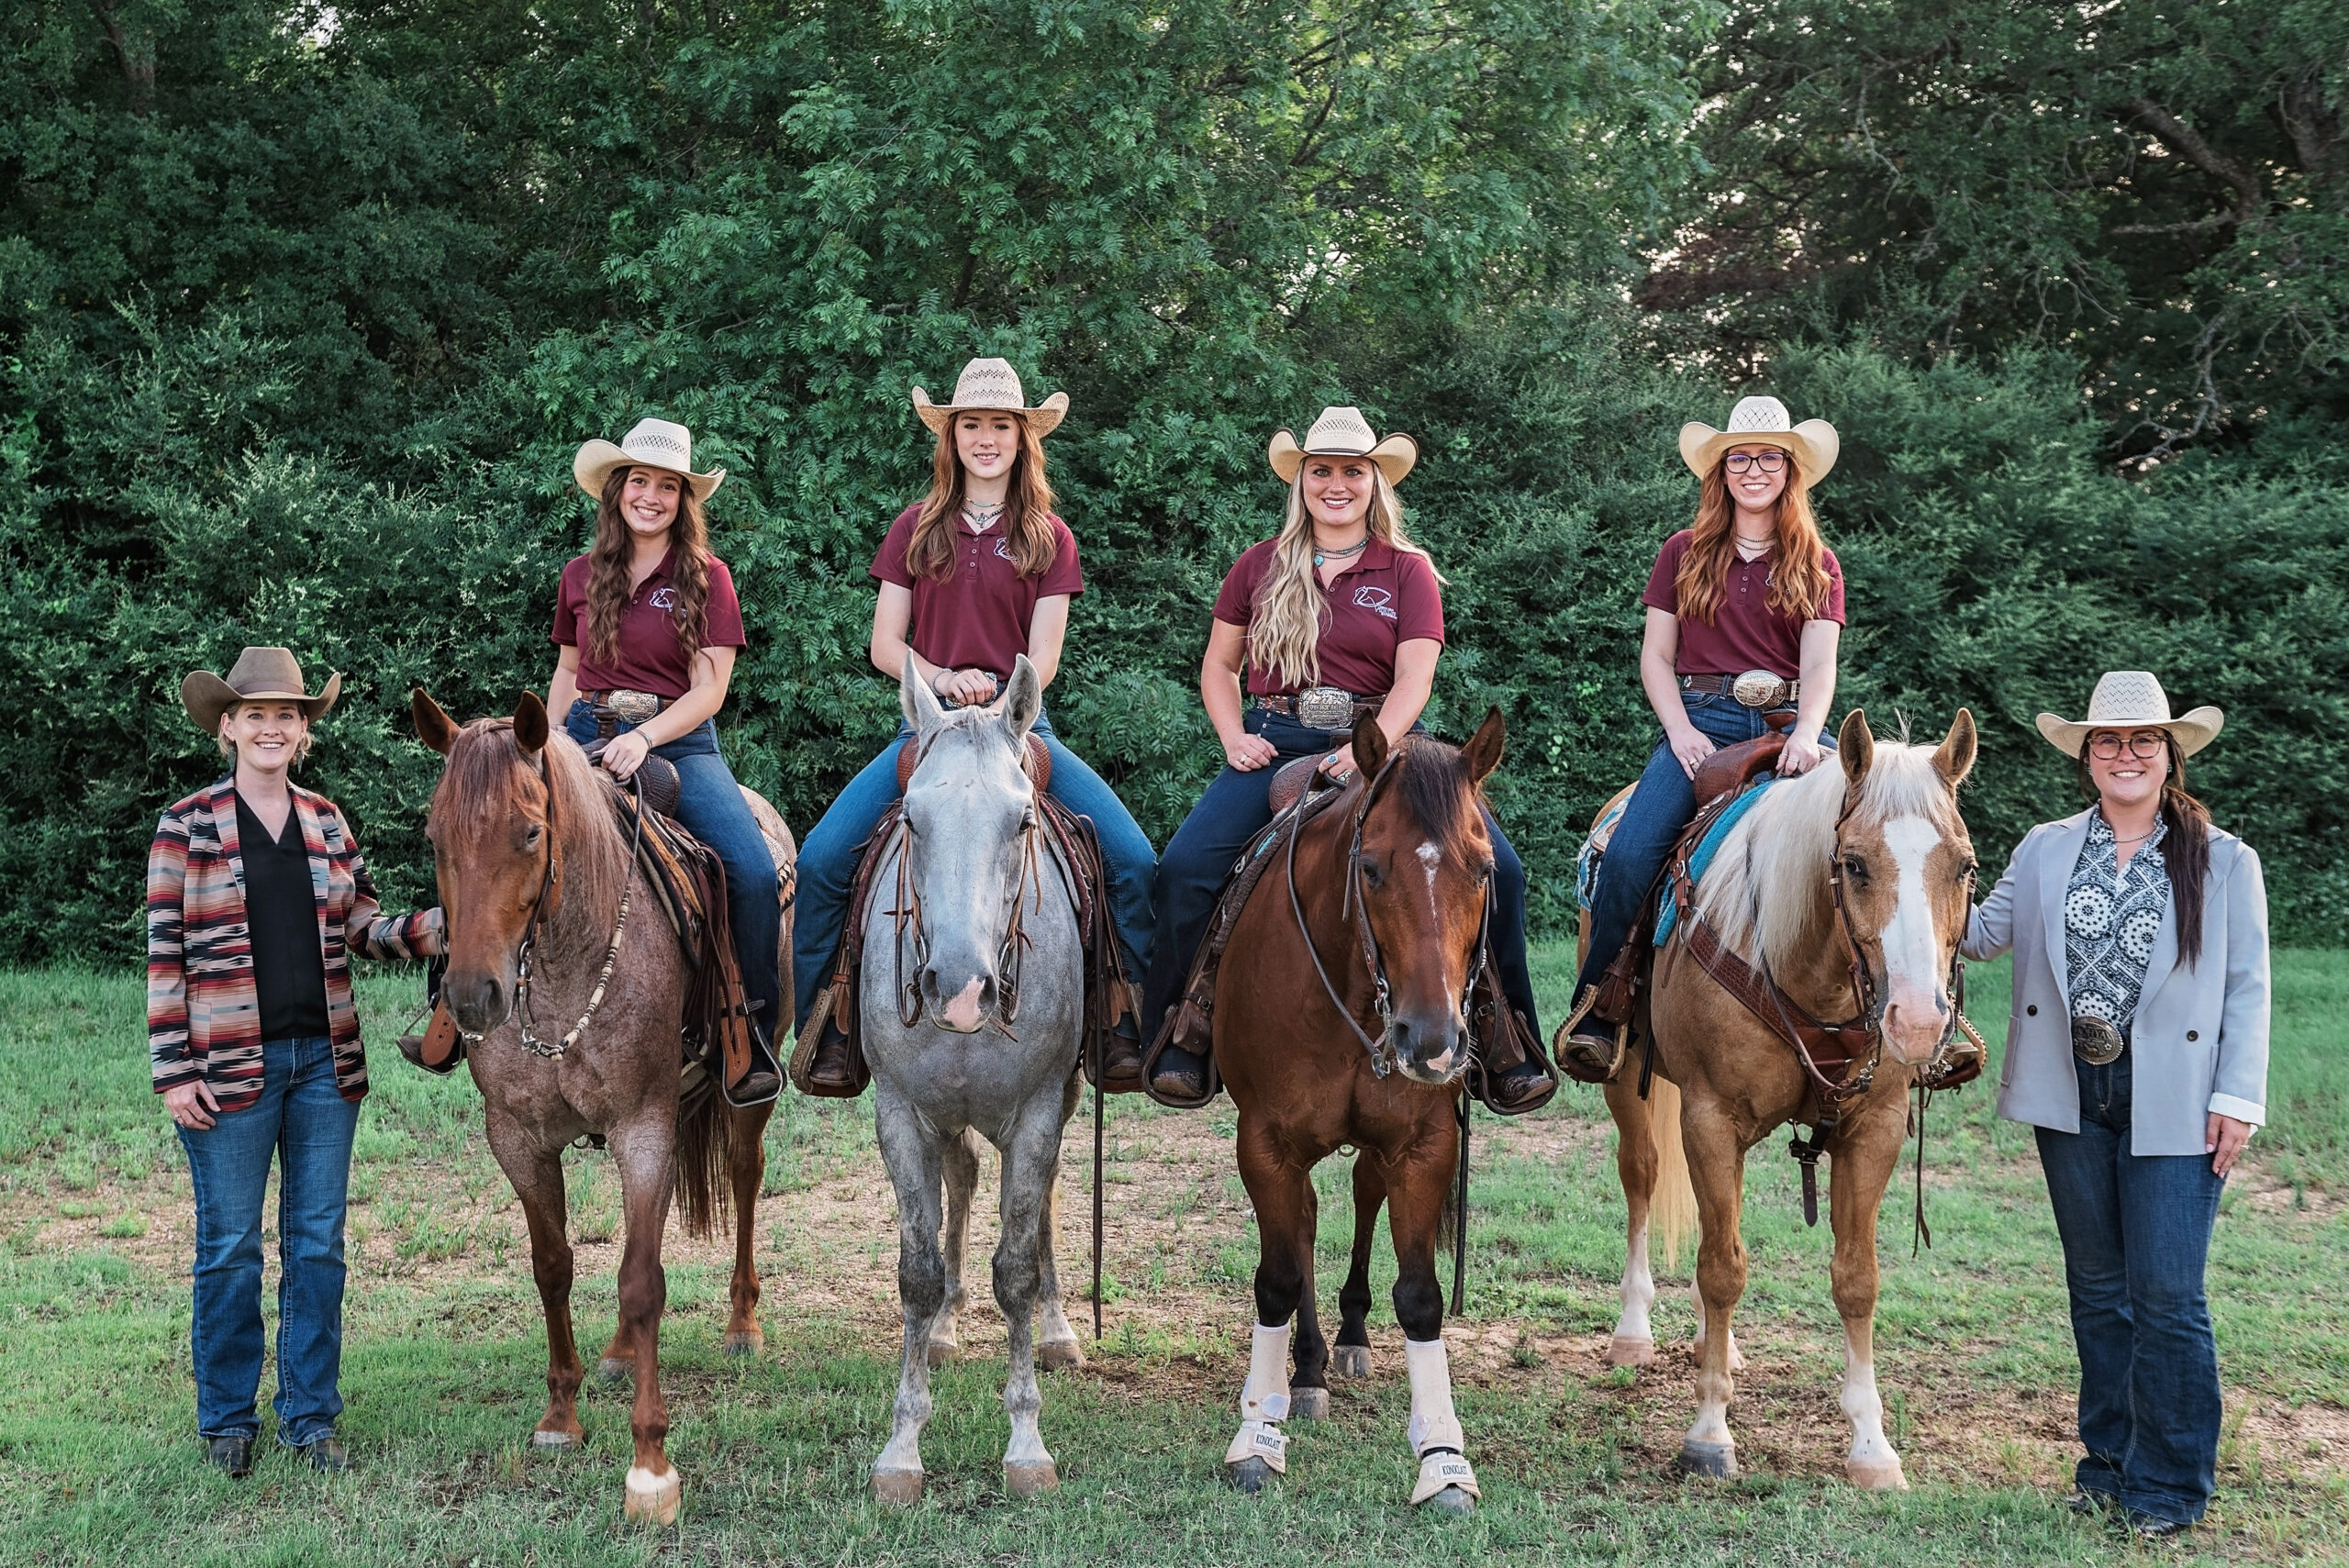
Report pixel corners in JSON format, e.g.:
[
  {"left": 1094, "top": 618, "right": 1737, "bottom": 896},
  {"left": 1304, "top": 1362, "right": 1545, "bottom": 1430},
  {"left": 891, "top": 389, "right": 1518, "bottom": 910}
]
[{"left": 790, "top": 359, "right": 1159, "bottom": 1094}]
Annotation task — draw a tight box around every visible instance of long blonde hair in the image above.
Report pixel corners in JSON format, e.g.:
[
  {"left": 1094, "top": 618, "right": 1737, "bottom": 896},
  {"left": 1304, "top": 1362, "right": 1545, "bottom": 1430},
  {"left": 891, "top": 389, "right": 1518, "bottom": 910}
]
[
  {"left": 1247, "top": 467, "right": 1444, "bottom": 690},
  {"left": 1674, "top": 453, "right": 1834, "bottom": 624},
  {"left": 906, "top": 414, "right": 1059, "bottom": 580}
]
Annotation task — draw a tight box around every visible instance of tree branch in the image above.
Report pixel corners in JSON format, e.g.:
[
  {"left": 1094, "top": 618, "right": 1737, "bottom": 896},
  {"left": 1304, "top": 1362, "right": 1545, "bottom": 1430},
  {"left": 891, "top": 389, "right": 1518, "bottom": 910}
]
[
  {"left": 2125, "top": 95, "right": 2261, "bottom": 223},
  {"left": 89, "top": 1, "right": 154, "bottom": 113}
]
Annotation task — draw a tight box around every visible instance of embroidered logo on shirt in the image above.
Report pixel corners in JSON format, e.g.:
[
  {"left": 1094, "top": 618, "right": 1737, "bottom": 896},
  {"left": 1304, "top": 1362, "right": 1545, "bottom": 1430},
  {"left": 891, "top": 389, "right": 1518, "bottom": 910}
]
[
  {"left": 994, "top": 539, "right": 1015, "bottom": 563},
  {"left": 648, "top": 587, "right": 679, "bottom": 610},
  {"left": 1352, "top": 585, "right": 1397, "bottom": 620}
]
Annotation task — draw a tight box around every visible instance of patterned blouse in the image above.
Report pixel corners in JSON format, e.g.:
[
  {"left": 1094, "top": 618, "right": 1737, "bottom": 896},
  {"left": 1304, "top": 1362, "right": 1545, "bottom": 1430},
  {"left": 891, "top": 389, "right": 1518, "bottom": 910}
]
[{"left": 2064, "top": 812, "right": 2172, "bottom": 1029}]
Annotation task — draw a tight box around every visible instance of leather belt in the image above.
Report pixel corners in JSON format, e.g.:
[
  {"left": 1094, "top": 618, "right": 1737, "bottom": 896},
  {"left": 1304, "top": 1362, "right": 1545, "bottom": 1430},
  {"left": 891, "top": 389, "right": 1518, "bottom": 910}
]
[
  {"left": 1256, "top": 689, "right": 1383, "bottom": 730},
  {"left": 1680, "top": 672, "right": 1799, "bottom": 710}
]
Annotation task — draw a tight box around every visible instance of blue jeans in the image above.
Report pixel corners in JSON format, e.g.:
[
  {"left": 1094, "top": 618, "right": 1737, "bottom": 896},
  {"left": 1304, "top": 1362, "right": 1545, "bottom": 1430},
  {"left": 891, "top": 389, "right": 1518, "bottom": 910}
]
[
  {"left": 1575, "top": 691, "right": 1828, "bottom": 999},
  {"left": 792, "top": 709, "right": 1157, "bottom": 1027},
  {"left": 565, "top": 703, "right": 783, "bottom": 1039},
  {"left": 2035, "top": 1051, "right": 2228, "bottom": 1526},
  {"left": 176, "top": 1036, "right": 360, "bottom": 1445},
  {"left": 1142, "top": 709, "right": 1539, "bottom": 1043}
]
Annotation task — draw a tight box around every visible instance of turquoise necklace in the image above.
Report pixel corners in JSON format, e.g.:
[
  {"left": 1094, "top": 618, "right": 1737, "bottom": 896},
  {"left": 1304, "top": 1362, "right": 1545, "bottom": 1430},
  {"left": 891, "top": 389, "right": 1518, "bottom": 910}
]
[{"left": 1314, "top": 535, "right": 1370, "bottom": 568}]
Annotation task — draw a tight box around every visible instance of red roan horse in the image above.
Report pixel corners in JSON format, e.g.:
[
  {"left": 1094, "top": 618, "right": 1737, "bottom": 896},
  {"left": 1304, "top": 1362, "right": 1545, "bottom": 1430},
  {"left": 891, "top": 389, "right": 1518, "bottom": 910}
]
[
  {"left": 415, "top": 690, "right": 791, "bottom": 1524},
  {"left": 1213, "top": 709, "right": 1506, "bottom": 1515}
]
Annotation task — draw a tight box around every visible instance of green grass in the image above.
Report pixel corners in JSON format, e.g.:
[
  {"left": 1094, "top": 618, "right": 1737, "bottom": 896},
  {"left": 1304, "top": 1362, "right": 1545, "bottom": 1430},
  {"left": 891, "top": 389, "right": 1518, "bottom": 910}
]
[{"left": 0, "top": 953, "right": 2341, "bottom": 1565}]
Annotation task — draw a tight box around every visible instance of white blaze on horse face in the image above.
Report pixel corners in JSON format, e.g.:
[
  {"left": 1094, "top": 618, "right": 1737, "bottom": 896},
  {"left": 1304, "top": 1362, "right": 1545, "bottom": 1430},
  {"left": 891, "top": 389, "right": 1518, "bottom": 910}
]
[{"left": 1876, "top": 815, "right": 1951, "bottom": 1064}]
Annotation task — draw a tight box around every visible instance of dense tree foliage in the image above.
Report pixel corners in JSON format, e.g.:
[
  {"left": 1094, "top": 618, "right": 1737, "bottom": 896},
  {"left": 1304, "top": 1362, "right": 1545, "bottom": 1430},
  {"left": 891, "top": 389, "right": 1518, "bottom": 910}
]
[{"left": 2, "top": 0, "right": 2342, "bottom": 964}]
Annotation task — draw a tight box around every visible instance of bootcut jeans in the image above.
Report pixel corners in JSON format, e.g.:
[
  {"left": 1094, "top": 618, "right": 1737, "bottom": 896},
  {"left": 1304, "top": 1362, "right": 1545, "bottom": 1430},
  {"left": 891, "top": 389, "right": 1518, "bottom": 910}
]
[
  {"left": 176, "top": 1034, "right": 359, "bottom": 1446},
  {"left": 2034, "top": 1049, "right": 2229, "bottom": 1528}
]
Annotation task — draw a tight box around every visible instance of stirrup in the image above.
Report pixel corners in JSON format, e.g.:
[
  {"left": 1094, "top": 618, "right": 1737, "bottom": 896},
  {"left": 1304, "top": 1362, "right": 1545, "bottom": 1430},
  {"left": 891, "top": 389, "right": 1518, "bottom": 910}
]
[
  {"left": 723, "top": 1024, "right": 784, "bottom": 1108},
  {"left": 1553, "top": 988, "right": 1627, "bottom": 1084}
]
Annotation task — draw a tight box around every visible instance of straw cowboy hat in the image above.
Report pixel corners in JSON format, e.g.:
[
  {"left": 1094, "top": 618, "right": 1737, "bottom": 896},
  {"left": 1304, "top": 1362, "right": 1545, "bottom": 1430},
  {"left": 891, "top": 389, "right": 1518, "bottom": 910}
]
[
  {"left": 573, "top": 417, "right": 726, "bottom": 502},
  {"left": 1267, "top": 406, "right": 1419, "bottom": 486},
  {"left": 2037, "top": 671, "right": 2224, "bottom": 758},
  {"left": 910, "top": 358, "right": 1069, "bottom": 438},
  {"left": 182, "top": 647, "right": 341, "bottom": 735},
  {"left": 1678, "top": 395, "right": 1839, "bottom": 481}
]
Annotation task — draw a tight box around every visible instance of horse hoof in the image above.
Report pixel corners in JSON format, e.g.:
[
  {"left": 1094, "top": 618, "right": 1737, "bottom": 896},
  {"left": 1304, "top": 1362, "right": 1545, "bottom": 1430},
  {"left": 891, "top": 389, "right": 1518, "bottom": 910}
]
[
  {"left": 1420, "top": 1485, "right": 1476, "bottom": 1516},
  {"left": 1847, "top": 1457, "right": 1909, "bottom": 1491},
  {"left": 623, "top": 1465, "right": 681, "bottom": 1525},
  {"left": 723, "top": 1329, "right": 763, "bottom": 1360},
  {"left": 1227, "top": 1457, "right": 1277, "bottom": 1495},
  {"left": 529, "top": 1428, "right": 582, "bottom": 1449},
  {"left": 1004, "top": 1459, "right": 1060, "bottom": 1497},
  {"left": 1607, "top": 1335, "right": 1655, "bottom": 1369},
  {"left": 925, "top": 1340, "right": 960, "bottom": 1370},
  {"left": 1677, "top": 1440, "right": 1738, "bottom": 1479},
  {"left": 1332, "top": 1346, "right": 1372, "bottom": 1380},
  {"left": 1038, "top": 1338, "right": 1086, "bottom": 1372},
  {"left": 596, "top": 1357, "right": 632, "bottom": 1385},
  {"left": 1287, "top": 1386, "right": 1330, "bottom": 1422},
  {"left": 871, "top": 1467, "right": 924, "bottom": 1507}
]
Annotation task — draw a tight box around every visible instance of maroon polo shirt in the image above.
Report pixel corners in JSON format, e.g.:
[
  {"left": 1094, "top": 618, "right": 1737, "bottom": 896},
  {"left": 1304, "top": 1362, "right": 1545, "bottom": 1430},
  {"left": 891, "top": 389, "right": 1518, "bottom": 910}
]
[
  {"left": 1213, "top": 537, "right": 1446, "bottom": 697},
  {"left": 550, "top": 547, "right": 747, "bottom": 698},
  {"left": 1642, "top": 528, "right": 1844, "bottom": 680},
  {"left": 870, "top": 505, "right": 1085, "bottom": 681}
]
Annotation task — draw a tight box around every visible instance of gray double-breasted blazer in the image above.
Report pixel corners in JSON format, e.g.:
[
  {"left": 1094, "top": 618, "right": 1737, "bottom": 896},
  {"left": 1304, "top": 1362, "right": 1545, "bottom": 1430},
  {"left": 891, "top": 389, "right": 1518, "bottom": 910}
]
[{"left": 1961, "top": 808, "right": 2269, "bottom": 1156}]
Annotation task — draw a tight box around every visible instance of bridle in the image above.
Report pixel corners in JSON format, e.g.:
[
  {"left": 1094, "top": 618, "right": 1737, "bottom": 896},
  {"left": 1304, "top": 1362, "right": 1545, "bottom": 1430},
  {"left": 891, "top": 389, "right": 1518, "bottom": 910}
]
[
  {"left": 453, "top": 742, "right": 641, "bottom": 1060},
  {"left": 1284, "top": 748, "right": 1490, "bottom": 1080},
  {"left": 889, "top": 754, "right": 1045, "bottom": 1036}
]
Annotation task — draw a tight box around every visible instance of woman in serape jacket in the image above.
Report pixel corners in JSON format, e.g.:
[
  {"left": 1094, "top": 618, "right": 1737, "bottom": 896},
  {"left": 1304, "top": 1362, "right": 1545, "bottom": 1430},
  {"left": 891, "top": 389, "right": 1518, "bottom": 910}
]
[{"left": 147, "top": 648, "right": 443, "bottom": 1478}]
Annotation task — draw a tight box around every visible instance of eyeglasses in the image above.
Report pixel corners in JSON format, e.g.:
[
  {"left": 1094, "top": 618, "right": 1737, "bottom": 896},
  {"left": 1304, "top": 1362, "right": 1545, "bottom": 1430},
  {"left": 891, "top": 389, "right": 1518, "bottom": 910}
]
[
  {"left": 1723, "top": 450, "right": 1787, "bottom": 474},
  {"left": 2088, "top": 733, "right": 2168, "bottom": 761}
]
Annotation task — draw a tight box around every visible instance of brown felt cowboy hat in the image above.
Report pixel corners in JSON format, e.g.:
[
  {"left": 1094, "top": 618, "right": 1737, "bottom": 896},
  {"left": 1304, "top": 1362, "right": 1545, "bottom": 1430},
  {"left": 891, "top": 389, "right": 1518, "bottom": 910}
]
[
  {"left": 910, "top": 358, "right": 1070, "bottom": 438},
  {"left": 2035, "top": 671, "right": 2224, "bottom": 758},
  {"left": 1678, "top": 395, "right": 1839, "bottom": 481},
  {"left": 1267, "top": 406, "right": 1419, "bottom": 486},
  {"left": 181, "top": 647, "right": 341, "bottom": 735},
  {"left": 573, "top": 417, "right": 727, "bottom": 502}
]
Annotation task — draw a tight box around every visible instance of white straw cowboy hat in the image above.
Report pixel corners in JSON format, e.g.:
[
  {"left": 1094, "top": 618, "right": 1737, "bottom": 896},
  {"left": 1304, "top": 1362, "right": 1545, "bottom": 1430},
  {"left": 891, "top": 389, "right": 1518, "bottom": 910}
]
[
  {"left": 2037, "top": 671, "right": 2224, "bottom": 758},
  {"left": 182, "top": 647, "right": 341, "bottom": 735},
  {"left": 910, "top": 358, "right": 1069, "bottom": 438},
  {"left": 1678, "top": 395, "right": 1839, "bottom": 482},
  {"left": 1267, "top": 406, "right": 1419, "bottom": 486},
  {"left": 573, "top": 417, "right": 726, "bottom": 502}
]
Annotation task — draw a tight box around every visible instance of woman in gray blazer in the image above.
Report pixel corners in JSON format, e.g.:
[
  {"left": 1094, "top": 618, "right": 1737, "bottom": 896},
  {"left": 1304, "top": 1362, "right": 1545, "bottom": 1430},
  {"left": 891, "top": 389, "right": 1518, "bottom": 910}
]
[{"left": 1962, "top": 671, "right": 2268, "bottom": 1541}]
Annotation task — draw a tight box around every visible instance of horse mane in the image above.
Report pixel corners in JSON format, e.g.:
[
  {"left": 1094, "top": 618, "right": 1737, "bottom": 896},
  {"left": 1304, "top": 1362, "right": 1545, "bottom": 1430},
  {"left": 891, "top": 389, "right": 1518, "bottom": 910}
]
[
  {"left": 440, "top": 718, "right": 632, "bottom": 938},
  {"left": 1696, "top": 741, "right": 1957, "bottom": 973},
  {"left": 1387, "top": 737, "right": 1485, "bottom": 865}
]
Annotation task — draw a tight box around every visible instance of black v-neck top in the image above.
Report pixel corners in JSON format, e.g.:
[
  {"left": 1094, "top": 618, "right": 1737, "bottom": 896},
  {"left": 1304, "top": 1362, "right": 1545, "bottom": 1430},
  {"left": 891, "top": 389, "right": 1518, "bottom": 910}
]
[{"left": 235, "top": 791, "right": 330, "bottom": 1042}]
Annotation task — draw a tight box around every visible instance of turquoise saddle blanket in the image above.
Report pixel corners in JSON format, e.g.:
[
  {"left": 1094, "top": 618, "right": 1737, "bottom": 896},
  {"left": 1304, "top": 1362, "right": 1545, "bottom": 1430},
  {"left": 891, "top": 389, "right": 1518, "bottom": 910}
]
[{"left": 1651, "top": 779, "right": 1777, "bottom": 948}]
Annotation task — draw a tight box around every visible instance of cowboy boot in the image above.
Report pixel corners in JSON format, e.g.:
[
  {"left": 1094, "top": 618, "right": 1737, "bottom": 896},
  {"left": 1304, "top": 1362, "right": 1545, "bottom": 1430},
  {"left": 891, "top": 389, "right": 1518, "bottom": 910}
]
[
  {"left": 1097, "top": 977, "right": 1145, "bottom": 1094},
  {"left": 723, "top": 1017, "right": 783, "bottom": 1107},
  {"left": 1479, "top": 1010, "right": 1559, "bottom": 1115},
  {"left": 1554, "top": 986, "right": 1628, "bottom": 1084}
]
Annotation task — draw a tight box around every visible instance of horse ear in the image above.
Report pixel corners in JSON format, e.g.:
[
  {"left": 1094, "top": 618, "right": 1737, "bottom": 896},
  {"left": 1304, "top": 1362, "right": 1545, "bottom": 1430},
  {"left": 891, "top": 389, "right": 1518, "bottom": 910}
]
[
  {"left": 1934, "top": 707, "right": 1978, "bottom": 786},
  {"left": 514, "top": 691, "right": 549, "bottom": 754},
  {"left": 901, "top": 656, "right": 948, "bottom": 734},
  {"left": 411, "top": 687, "right": 460, "bottom": 755},
  {"left": 999, "top": 654, "right": 1043, "bottom": 740},
  {"left": 1838, "top": 708, "right": 1875, "bottom": 786},
  {"left": 1462, "top": 705, "right": 1506, "bottom": 784},
  {"left": 1350, "top": 709, "right": 1388, "bottom": 781}
]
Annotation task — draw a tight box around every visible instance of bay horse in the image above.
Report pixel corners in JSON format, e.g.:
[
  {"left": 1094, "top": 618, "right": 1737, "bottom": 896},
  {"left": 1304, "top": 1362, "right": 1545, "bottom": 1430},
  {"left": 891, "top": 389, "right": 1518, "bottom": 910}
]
[
  {"left": 1600, "top": 708, "right": 1976, "bottom": 1487},
  {"left": 414, "top": 689, "right": 792, "bottom": 1524},
  {"left": 1215, "top": 708, "right": 1507, "bottom": 1515},
  {"left": 863, "top": 656, "right": 1087, "bottom": 1505}
]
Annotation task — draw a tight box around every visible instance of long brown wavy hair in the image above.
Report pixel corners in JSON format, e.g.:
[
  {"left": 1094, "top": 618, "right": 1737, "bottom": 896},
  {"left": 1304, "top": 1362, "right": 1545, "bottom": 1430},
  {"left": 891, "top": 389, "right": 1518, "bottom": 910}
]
[
  {"left": 1673, "top": 451, "right": 1835, "bottom": 625},
  {"left": 2076, "top": 735, "right": 2214, "bottom": 967},
  {"left": 584, "top": 466, "right": 713, "bottom": 665},
  {"left": 905, "top": 412, "right": 1059, "bottom": 581}
]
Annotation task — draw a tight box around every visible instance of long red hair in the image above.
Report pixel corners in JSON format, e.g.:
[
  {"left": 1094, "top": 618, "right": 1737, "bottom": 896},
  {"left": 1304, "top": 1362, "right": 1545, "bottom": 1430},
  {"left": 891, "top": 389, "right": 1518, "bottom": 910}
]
[
  {"left": 583, "top": 467, "right": 713, "bottom": 665},
  {"left": 1673, "top": 454, "right": 1834, "bottom": 624},
  {"left": 906, "top": 413, "right": 1059, "bottom": 581}
]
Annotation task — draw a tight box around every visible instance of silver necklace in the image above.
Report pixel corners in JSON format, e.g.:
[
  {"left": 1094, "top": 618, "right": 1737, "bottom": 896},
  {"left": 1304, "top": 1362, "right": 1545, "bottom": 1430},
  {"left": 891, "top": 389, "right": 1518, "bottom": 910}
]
[{"left": 1314, "top": 535, "right": 1370, "bottom": 568}]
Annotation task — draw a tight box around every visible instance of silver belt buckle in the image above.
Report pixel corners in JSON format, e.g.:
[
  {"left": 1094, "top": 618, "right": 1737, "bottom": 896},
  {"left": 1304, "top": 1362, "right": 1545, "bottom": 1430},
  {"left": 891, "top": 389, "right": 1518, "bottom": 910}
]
[
  {"left": 2070, "top": 1015, "right": 2125, "bottom": 1066},
  {"left": 607, "top": 689, "right": 662, "bottom": 724},
  {"left": 1730, "top": 670, "right": 1787, "bottom": 708},
  {"left": 1294, "top": 687, "right": 1356, "bottom": 730}
]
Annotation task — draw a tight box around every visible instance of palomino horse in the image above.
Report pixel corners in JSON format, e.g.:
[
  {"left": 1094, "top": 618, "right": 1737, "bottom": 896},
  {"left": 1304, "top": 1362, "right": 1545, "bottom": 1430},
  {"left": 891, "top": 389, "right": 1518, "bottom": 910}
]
[
  {"left": 414, "top": 690, "right": 791, "bottom": 1524},
  {"left": 1601, "top": 709, "right": 1976, "bottom": 1487},
  {"left": 1216, "top": 708, "right": 1507, "bottom": 1515},
  {"left": 863, "top": 656, "right": 1087, "bottom": 1505}
]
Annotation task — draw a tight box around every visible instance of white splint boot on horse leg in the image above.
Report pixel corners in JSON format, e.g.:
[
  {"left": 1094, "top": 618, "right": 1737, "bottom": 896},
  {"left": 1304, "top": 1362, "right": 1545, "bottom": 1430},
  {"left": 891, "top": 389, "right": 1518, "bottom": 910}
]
[
  {"left": 1405, "top": 1337, "right": 1480, "bottom": 1514},
  {"left": 1223, "top": 1321, "right": 1292, "bottom": 1493}
]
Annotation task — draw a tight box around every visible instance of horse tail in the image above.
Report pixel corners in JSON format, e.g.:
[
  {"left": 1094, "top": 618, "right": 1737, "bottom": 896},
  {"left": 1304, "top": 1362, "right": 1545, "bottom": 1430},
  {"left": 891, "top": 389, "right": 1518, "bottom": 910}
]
[
  {"left": 1648, "top": 1073, "right": 1698, "bottom": 1273},
  {"left": 673, "top": 1077, "right": 731, "bottom": 1238}
]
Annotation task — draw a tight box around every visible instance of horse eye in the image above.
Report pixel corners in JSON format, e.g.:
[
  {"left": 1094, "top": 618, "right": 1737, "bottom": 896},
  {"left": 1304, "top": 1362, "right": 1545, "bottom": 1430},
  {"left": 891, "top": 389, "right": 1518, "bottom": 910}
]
[
  {"left": 1842, "top": 854, "right": 1869, "bottom": 882},
  {"left": 1361, "top": 860, "right": 1383, "bottom": 886},
  {"left": 525, "top": 823, "right": 543, "bottom": 846}
]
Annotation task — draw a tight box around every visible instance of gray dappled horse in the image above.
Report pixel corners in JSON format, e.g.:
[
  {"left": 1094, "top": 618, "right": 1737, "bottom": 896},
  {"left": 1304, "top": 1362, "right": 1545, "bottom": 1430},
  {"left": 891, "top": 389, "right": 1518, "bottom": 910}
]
[{"left": 863, "top": 655, "right": 1088, "bottom": 1504}]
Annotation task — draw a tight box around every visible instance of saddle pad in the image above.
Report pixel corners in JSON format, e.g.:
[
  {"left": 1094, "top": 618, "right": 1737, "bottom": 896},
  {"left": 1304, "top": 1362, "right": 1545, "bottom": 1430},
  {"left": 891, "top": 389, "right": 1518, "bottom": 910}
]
[
  {"left": 1575, "top": 787, "right": 1635, "bottom": 913},
  {"left": 1653, "top": 777, "right": 1776, "bottom": 948}
]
